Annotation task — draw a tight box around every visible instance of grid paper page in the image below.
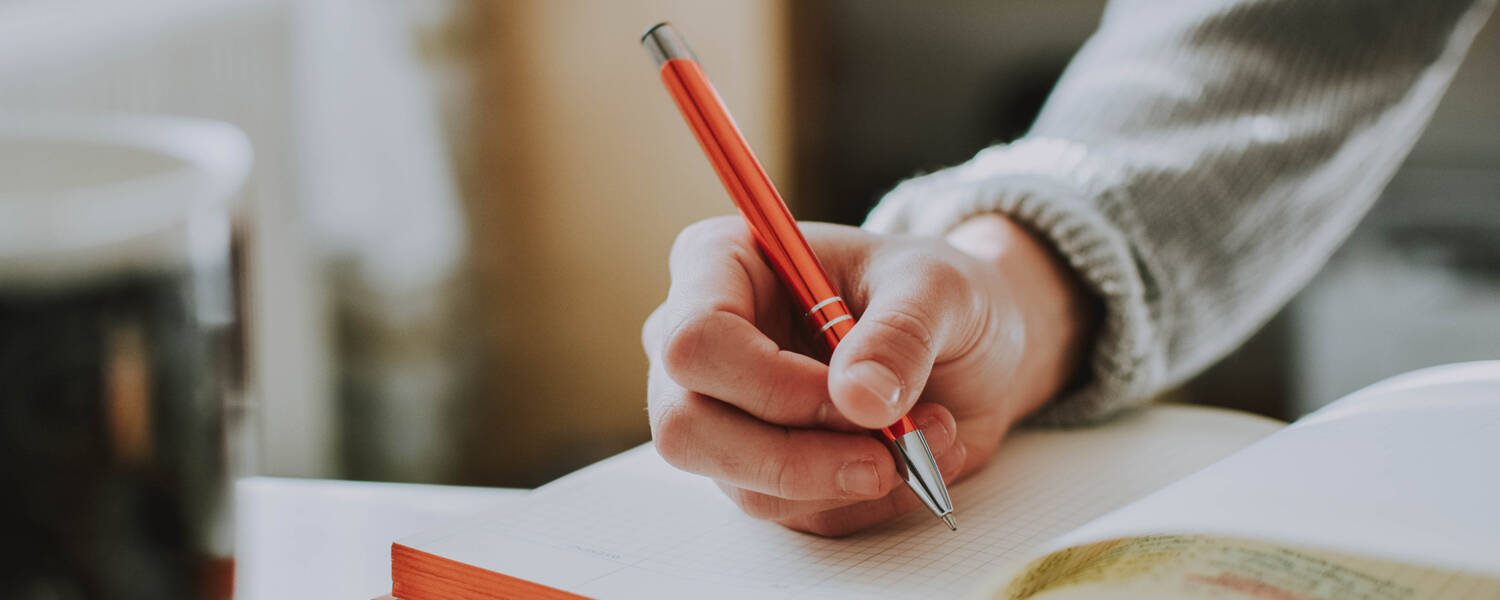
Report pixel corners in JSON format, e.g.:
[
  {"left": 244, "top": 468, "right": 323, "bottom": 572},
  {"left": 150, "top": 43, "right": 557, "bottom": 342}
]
[
  {"left": 402, "top": 405, "right": 1280, "bottom": 599},
  {"left": 1048, "top": 376, "right": 1500, "bottom": 578}
]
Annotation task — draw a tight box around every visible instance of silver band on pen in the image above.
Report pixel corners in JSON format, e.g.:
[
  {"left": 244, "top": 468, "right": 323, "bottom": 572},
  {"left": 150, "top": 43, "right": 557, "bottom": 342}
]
[
  {"left": 818, "top": 314, "right": 853, "bottom": 333},
  {"left": 806, "top": 296, "right": 844, "bottom": 317}
]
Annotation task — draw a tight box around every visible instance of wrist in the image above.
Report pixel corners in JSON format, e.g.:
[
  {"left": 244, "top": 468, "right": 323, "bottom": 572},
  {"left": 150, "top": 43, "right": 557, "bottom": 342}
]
[{"left": 945, "top": 214, "right": 1098, "bottom": 422}]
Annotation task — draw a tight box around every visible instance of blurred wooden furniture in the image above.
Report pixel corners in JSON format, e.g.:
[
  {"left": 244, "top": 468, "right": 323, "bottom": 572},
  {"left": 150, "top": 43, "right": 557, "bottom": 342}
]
[{"left": 466, "top": 0, "right": 792, "bottom": 485}]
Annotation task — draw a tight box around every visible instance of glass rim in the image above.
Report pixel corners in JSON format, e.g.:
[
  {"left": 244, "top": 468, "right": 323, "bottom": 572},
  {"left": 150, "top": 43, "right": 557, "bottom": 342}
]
[{"left": 0, "top": 112, "right": 252, "bottom": 283}]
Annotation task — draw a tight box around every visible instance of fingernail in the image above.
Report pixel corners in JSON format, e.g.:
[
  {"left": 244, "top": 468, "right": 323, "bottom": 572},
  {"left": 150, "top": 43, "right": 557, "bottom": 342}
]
[
  {"left": 938, "top": 441, "right": 967, "bottom": 480},
  {"left": 918, "top": 414, "right": 950, "bottom": 446},
  {"left": 838, "top": 460, "right": 880, "bottom": 496},
  {"left": 847, "top": 361, "right": 902, "bottom": 410},
  {"left": 815, "top": 402, "right": 831, "bottom": 426}
]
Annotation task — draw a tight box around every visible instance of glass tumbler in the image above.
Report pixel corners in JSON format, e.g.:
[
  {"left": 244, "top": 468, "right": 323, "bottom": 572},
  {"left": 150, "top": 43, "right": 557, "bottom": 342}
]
[{"left": 0, "top": 113, "right": 252, "bottom": 600}]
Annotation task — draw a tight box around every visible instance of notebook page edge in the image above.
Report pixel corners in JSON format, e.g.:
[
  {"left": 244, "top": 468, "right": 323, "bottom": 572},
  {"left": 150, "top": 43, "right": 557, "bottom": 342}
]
[
  {"left": 395, "top": 405, "right": 1280, "bottom": 597},
  {"left": 1039, "top": 364, "right": 1500, "bottom": 576}
]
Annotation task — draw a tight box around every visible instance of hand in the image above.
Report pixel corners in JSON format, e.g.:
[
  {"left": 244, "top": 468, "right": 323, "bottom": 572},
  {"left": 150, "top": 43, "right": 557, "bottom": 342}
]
[{"left": 642, "top": 214, "right": 1094, "bottom": 536}]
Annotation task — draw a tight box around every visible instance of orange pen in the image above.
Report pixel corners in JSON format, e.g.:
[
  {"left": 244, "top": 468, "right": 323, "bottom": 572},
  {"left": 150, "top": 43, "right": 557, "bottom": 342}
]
[{"left": 643, "top": 22, "right": 955, "bottom": 530}]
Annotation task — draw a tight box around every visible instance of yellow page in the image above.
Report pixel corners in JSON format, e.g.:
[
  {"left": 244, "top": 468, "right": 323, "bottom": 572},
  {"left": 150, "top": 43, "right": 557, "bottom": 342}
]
[
  {"left": 992, "top": 535, "right": 1500, "bottom": 600},
  {"left": 979, "top": 361, "right": 1500, "bottom": 599}
]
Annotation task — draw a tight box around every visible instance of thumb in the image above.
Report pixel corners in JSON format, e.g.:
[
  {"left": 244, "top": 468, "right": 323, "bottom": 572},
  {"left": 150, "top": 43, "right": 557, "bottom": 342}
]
[{"left": 827, "top": 267, "right": 972, "bottom": 429}]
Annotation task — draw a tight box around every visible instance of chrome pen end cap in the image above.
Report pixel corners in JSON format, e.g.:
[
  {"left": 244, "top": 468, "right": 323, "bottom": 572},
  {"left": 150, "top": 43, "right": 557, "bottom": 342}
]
[
  {"left": 641, "top": 21, "right": 671, "bottom": 42},
  {"left": 641, "top": 21, "right": 696, "bottom": 67}
]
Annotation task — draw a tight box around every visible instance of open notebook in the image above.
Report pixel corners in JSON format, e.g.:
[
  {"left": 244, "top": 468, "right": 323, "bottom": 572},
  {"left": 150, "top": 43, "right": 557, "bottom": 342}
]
[{"left": 391, "top": 362, "right": 1500, "bottom": 599}]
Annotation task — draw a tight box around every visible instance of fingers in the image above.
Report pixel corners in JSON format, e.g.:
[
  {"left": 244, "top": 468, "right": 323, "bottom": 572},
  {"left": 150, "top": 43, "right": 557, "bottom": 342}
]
[
  {"left": 644, "top": 218, "right": 999, "bottom": 535},
  {"left": 661, "top": 216, "right": 783, "bottom": 331},
  {"left": 714, "top": 403, "right": 959, "bottom": 521},
  {"left": 649, "top": 364, "right": 903, "bottom": 501},
  {"left": 828, "top": 254, "right": 985, "bottom": 428},
  {"left": 644, "top": 218, "right": 854, "bottom": 429},
  {"left": 659, "top": 308, "right": 859, "bottom": 430}
]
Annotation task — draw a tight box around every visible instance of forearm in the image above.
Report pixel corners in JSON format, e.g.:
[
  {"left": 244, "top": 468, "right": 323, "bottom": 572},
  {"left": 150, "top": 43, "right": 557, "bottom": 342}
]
[{"left": 868, "top": 0, "right": 1495, "bottom": 423}]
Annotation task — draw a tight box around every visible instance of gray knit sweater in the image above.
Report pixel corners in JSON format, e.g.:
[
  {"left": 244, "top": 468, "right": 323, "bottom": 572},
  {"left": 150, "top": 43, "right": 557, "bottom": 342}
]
[{"left": 864, "top": 0, "right": 1496, "bottom": 425}]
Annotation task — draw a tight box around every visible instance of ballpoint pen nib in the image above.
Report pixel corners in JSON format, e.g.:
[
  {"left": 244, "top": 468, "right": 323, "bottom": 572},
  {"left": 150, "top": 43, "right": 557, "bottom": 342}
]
[{"left": 942, "top": 514, "right": 957, "bottom": 531}]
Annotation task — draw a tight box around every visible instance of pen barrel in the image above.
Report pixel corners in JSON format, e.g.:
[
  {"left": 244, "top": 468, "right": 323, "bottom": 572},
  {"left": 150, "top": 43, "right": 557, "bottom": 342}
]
[
  {"left": 656, "top": 56, "right": 904, "bottom": 438},
  {"left": 647, "top": 24, "right": 953, "bottom": 522},
  {"left": 655, "top": 55, "right": 852, "bottom": 350},
  {"left": 880, "top": 416, "right": 917, "bottom": 441}
]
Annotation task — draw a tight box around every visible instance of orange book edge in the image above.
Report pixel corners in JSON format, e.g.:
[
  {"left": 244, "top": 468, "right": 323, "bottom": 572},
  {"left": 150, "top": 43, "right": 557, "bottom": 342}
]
[{"left": 390, "top": 542, "right": 590, "bottom": 600}]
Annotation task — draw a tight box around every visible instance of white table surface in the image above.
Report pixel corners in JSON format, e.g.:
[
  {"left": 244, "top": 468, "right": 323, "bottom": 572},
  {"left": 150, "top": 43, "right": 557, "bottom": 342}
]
[{"left": 233, "top": 477, "right": 525, "bottom": 600}]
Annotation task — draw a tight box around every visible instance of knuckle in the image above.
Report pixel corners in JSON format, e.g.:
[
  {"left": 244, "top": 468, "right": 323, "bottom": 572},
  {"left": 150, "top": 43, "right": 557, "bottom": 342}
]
[
  {"left": 641, "top": 304, "right": 666, "bottom": 357},
  {"left": 760, "top": 439, "right": 808, "bottom": 500},
  {"left": 672, "top": 216, "right": 742, "bottom": 255},
  {"left": 870, "top": 305, "right": 937, "bottom": 358},
  {"left": 650, "top": 401, "right": 697, "bottom": 469},
  {"left": 734, "top": 489, "right": 788, "bottom": 521},
  {"left": 799, "top": 512, "right": 854, "bottom": 538},
  {"left": 897, "top": 250, "right": 979, "bottom": 306},
  {"left": 660, "top": 311, "right": 716, "bottom": 383},
  {"left": 918, "top": 255, "right": 969, "bottom": 292},
  {"left": 754, "top": 372, "right": 795, "bottom": 422}
]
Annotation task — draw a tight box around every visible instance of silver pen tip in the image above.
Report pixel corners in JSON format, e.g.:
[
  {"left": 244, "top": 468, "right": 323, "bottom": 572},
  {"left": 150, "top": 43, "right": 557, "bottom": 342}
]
[{"left": 941, "top": 514, "right": 957, "bottom": 531}]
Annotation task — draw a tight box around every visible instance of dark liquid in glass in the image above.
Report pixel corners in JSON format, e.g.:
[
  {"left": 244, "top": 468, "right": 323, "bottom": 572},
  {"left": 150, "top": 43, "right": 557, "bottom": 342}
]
[{"left": 0, "top": 267, "right": 238, "bottom": 600}]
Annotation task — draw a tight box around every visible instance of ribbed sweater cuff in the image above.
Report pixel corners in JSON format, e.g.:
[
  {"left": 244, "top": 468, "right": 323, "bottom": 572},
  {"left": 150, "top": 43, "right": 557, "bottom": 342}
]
[{"left": 863, "top": 138, "right": 1163, "bottom": 425}]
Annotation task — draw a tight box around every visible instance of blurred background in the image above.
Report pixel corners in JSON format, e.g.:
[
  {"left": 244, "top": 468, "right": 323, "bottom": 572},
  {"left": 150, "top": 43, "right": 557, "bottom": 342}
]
[{"left": 2, "top": 0, "right": 1493, "bottom": 492}]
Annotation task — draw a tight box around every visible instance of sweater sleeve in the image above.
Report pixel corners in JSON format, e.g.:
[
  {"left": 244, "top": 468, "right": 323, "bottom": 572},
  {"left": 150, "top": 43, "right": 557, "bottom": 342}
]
[{"left": 864, "top": 0, "right": 1495, "bottom": 425}]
